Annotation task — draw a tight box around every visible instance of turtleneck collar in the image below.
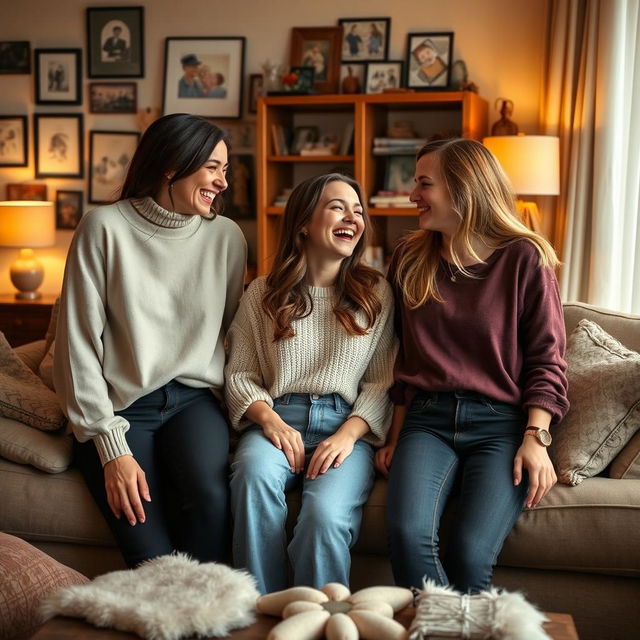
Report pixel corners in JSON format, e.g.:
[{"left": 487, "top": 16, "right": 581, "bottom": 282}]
[{"left": 130, "top": 197, "right": 200, "bottom": 228}]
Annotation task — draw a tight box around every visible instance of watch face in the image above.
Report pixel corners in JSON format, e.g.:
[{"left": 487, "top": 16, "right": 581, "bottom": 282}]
[{"left": 539, "top": 430, "right": 552, "bottom": 446}]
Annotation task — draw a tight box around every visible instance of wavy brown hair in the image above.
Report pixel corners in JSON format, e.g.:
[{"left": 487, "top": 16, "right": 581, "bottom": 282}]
[
  {"left": 263, "top": 173, "right": 382, "bottom": 341},
  {"left": 394, "top": 138, "right": 560, "bottom": 308}
]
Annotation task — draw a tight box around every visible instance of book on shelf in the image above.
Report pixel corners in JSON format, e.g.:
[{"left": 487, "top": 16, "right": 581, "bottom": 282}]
[
  {"left": 300, "top": 145, "right": 338, "bottom": 156},
  {"left": 372, "top": 146, "right": 422, "bottom": 155},
  {"left": 372, "top": 202, "right": 415, "bottom": 208},
  {"left": 339, "top": 121, "right": 355, "bottom": 156},
  {"left": 373, "top": 137, "right": 428, "bottom": 147},
  {"left": 271, "top": 124, "right": 289, "bottom": 155}
]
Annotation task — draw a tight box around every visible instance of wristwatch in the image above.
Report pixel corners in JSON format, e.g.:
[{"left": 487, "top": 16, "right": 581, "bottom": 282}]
[{"left": 525, "top": 426, "right": 552, "bottom": 447}]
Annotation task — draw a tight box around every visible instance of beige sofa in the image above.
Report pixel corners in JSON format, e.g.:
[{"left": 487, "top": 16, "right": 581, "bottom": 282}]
[{"left": 1, "top": 301, "right": 639, "bottom": 640}]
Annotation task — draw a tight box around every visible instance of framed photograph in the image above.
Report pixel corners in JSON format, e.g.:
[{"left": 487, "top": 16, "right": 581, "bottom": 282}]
[
  {"left": 34, "top": 114, "right": 83, "bottom": 178},
  {"left": 365, "top": 61, "right": 403, "bottom": 94},
  {"left": 89, "top": 82, "right": 137, "bottom": 113},
  {"left": 35, "top": 49, "right": 82, "bottom": 105},
  {"left": 6, "top": 183, "right": 47, "bottom": 201},
  {"left": 290, "top": 27, "right": 342, "bottom": 94},
  {"left": 384, "top": 155, "right": 416, "bottom": 193},
  {"left": 89, "top": 130, "right": 140, "bottom": 204},
  {"left": 0, "top": 116, "right": 28, "bottom": 167},
  {"left": 55, "top": 190, "right": 83, "bottom": 229},
  {"left": 248, "top": 73, "right": 263, "bottom": 114},
  {"left": 0, "top": 42, "right": 30, "bottom": 74},
  {"left": 223, "top": 154, "right": 255, "bottom": 219},
  {"left": 339, "top": 63, "right": 365, "bottom": 94},
  {"left": 163, "top": 37, "right": 246, "bottom": 119},
  {"left": 338, "top": 18, "right": 390, "bottom": 62},
  {"left": 87, "top": 6, "right": 144, "bottom": 78},
  {"left": 291, "top": 125, "right": 319, "bottom": 154},
  {"left": 290, "top": 66, "right": 315, "bottom": 93},
  {"left": 405, "top": 32, "right": 454, "bottom": 90}
]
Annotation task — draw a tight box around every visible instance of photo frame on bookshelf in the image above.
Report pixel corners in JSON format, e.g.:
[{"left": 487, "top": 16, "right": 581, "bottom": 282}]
[
  {"left": 338, "top": 17, "right": 390, "bottom": 62},
  {"left": 384, "top": 155, "right": 416, "bottom": 192},
  {"left": 365, "top": 61, "right": 403, "bottom": 94},
  {"left": 405, "top": 32, "right": 454, "bottom": 90},
  {"left": 290, "top": 27, "right": 342, "bottom": 94}
]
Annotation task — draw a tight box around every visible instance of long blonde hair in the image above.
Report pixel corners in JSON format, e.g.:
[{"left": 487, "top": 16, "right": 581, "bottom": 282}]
[{"left": 394, "top": 138, "right": 559, "bottom": 308}]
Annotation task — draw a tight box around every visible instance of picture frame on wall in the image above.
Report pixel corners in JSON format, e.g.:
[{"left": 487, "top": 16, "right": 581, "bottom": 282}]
[
  {"left": 35, "top": 49, "right": 82, "bottom": 105},
  {"left": 405, "top": 32, "right": 454, "bottom": 90},
  {"left": 338, "top": 17, "right": 390, "bottom": 62},
  {"left": 0, "top": 116, "right": 28, "bottom": 167},
  {"left": 163, "top": 37, "right": 246, "bottom": 118},
  {"left": 290, "top": 27, "right": 342, "bottom": 94},
  {"left": 89, "top": 130, "right": 140, "bottom": 203},
  {"left": 89, "top": 82, "right": 137, "bottom": 113},
  {"left": 6, "top": 183, "right": 47, "bottom": 201},
  {"left": 55, "top": 190, "right": 83, "bottom": 230},
  {"left": 86, "top": 6, "right": 144, "bottom": 78},
  {"left": 0, "top": 42, "right": 31, "bottom": 74},
  {"left": 34, "top": 113, "right": 83, "bottom": 178},
  {"left": 248, "top": 73, "right": 263, "bottom": 114},
  {"left": 365, "top": 61, "right": 403, "bottom": 94},
  {"left": 339, "top": 63, "right": 365, "bottom": 94},
  {"left": 384, "top": 155, "right": 416, "bottom": 193}
]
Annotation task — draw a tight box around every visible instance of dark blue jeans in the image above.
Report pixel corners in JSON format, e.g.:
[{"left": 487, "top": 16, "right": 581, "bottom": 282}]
[
  {"left": 74, "top": 381, "right": 231, "bottom": 567},
  {"left": 387, "top": 390, "right": 528, "bottom": 593}
]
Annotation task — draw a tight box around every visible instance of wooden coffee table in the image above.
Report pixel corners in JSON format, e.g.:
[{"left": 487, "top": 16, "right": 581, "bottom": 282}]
[{"left": 31, "top": 609, "right": 579, "bottom": 639}]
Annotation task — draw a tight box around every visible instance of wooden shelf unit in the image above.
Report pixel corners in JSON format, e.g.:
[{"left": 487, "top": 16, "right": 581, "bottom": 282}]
[{"left": 256, "top": 91, "right": 488, "bottom": 275}]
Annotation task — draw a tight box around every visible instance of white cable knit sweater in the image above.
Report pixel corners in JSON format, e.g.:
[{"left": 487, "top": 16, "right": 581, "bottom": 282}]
[{"left": 224, "top": 275, "right": 396, "bottom": 446}]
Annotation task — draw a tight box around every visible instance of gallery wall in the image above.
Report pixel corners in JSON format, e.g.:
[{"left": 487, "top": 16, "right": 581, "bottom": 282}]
[{"left": 0, "top": 0, "right": 548, "bottom": 295}]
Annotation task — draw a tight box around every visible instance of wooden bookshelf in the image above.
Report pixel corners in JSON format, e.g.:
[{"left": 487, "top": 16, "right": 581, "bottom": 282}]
[{"left": 256, "top": 91, "right": 488, "bottom": 274}]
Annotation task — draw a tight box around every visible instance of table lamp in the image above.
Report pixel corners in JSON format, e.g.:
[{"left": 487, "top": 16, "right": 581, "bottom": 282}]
[
  {"left": 0, "top": 200, "right": 56, "bottom": 299},
  {"left": 482, "top": 135, "right": 559, "bottom": 232}
]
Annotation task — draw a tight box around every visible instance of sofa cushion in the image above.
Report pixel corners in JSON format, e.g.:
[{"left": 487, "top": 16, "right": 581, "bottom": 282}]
[
  {"left": 0, "top": 532, "right": 88, "bottom": 640},
  {"left": 550, "top": 319, "right": 640, "bottom": 486},
  {"left": 0, "top": 416, "right": 72, "bottom": 473},
  {"left": 610, "top": 429, "right": 640, "bottom": 479},
  {"left": 0, "top": 333, "right": 66, "bottom": 431}
]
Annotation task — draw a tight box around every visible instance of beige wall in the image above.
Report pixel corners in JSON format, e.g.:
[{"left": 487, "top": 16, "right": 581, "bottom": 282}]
[{"left": 0, "top": 0, "right": 548, "bottom": 295}]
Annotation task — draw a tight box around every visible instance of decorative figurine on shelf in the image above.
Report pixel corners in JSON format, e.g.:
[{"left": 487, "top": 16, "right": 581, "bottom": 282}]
[
  {"left": 491, "top": 98, "right": 519, "bottom": 135},
  {"left": 341, "top": 65, "right": 361, "bottom": 94},
  {"left": 262, "top": 59, "right": 284, "bottom": 94},
  {"left": 449, "top": 60, "right": 479, "bottom": 93}
]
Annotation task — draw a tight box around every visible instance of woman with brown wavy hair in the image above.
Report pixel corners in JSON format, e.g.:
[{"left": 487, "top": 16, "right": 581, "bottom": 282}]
[{"left": 225, "top": 172, "right": 396, "bottom": 593}]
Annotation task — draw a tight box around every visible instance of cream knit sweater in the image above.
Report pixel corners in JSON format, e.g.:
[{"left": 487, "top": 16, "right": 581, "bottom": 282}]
[
  {"left": 224, "top": 276, "right": 396, "bottom": 446},
  {"left": 53, "top": 197, "right": 247, "bottom": 465}
]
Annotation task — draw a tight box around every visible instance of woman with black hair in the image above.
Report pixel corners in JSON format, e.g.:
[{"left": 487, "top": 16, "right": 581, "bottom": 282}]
[{"left": 54, "top": 113, "right": 246, "bottom": 567}]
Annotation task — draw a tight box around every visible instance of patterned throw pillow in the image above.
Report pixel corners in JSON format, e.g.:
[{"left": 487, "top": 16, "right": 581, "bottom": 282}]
[
  {"left": 0, "top": 532, "right": 88, "bottom": 639},
  {"left": 609, "top": 429, "right": 640, "bottom": 479},
  {"left": 0, "top": 333, "right": 66, "bottom": 431},
  {"left": 550, "top": 319, "right": 640, "bottom": 486}
]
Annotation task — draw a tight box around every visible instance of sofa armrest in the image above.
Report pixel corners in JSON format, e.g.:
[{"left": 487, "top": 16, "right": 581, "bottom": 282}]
[{"left": 14, "top": 340, "right": 47, "bottom": 374}]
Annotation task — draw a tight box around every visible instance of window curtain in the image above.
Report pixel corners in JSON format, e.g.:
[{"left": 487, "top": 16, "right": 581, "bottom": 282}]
[{"left": 542, "top": 0, "right": 640, "bottom": 313}]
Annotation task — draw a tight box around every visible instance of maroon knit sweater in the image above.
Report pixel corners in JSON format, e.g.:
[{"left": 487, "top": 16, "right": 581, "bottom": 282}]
[{"left": 388, "top": 239, "right": 569, "bottom": 423}]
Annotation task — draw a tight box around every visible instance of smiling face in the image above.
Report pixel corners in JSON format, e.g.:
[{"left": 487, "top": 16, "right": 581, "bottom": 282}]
[
  {"left": 302, "top": 180, "right": 365, "bottom": 263},
  {"left": 162, "top": 140, "right": 229, "bottom": 216},
  {"left": 410, "top": 152, "right": 459, "bottom": 237}
]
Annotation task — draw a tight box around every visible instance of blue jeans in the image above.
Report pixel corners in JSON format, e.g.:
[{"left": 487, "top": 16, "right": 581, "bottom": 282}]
[
  {"left": 387, "top": 391, "right": 528, "bottom": 593},
  {"left": 74, "top": 381, "right": 231, "bottom": 567},
  {"left": 230, "top": 393, "right": 375, "bottom": 593}
]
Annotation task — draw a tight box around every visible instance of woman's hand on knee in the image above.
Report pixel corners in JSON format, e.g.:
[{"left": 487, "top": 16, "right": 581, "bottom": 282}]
[
  {"left": 103, "top": 455, "right": 151, "bottom": 526},
  {"left": 513, "top": 439, "right": 557, "bottom": 509},
  {"left": 261, "top": 416, "right": 305, "bottom": 474},
  {"left": 375, "top": 443, "right": 396, "bottom": 477},
  {"left": 306, "top": 431, "right": 356, "bottom": 479}
]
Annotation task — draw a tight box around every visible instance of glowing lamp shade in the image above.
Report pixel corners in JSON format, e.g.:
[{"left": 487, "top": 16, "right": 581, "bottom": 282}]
[
  {"left": 0, "top": 201, "right": 56, "bottom": 299},
  {"left": 483, "top": 135, "right": 560, "bottom": 231}
]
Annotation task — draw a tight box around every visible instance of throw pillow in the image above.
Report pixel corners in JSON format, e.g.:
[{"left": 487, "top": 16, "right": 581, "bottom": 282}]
[
  {"left": 0, "top": 532, "right": 88, "bottom": 640},
  {"left": 0, "top": 415, "right": 72, "bottom": 473},
  {"left": 609, "top": 429, "right": 640, "bottom": 479},
  {"left": 550, "top": 319, "right": 640, "bottom": 486},
  {"left": 0, "top": 332, "right": 66, "bottom": 431}
]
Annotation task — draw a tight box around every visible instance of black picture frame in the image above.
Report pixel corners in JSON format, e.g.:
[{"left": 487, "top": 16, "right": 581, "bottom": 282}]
[
  {"left": 87, "top": 6, "right": 144, "bottom": 78},
  {"left": 55, "top": 190, "right": 84, "bottom": 230},
  {"left": 405, "top": 32, "right": 454, "bottom": 90},
  {"left": 0, "top": 42, "right": 30, "bottom": 74},
  {"left": 89, "top": 82, "right": 137, "bottom": 113},
  {"left": 338, "top": 17, "right": 390, "bottom": 62},
  {"left": 162, "top": 37, "right": 246, "bottom": 119},
  {"left": 35, "top": 49, "right": 82, "bottom": 105},
  {"left": 0, "top": 116, "right": 28, "bottom": 167},
  {"left": 89, "top": 130, "right": 140, "bottom": 204},
  {"left": 34, "top": 113, "right": 83, "bottom": 179},
  {"left": 365, "top": 60, "right": 403, "bottom": 94}
]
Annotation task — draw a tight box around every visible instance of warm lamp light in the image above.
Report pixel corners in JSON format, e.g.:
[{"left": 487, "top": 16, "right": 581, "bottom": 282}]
[
  {"left": 483, "top": 135, "right": 559, "bottom": 232},
  {"left": 0, "top": 200, "right": 56, "bottom": 299}
]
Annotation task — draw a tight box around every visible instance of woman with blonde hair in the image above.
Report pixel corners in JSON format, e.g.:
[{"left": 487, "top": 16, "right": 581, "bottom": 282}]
[
  {"left": 225, "top": 173, "right": 395, "bottom": 593},
  {"left": 376, "top": 138, "right": 569, "bottom": 593}
]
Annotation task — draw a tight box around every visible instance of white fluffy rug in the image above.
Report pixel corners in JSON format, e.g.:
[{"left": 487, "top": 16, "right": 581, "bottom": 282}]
[{"left": 40, "top": 554, "right": 259, "bottom": 640}]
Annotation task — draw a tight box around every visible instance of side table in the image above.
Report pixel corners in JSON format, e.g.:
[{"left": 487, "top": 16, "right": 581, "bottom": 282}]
[{"left": 0, "top": 294, "right": 57, "bottom": 347}]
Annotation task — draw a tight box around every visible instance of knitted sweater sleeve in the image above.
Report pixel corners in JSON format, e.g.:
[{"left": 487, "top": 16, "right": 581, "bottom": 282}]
[
  {"left": 349, "top": 280, "right": 397, "bottom": 446},
  {"left": 53, "top": 212, "right": 132, "bottom": 466},
  {"left": 224, "top": 279, "right": 273, "bottom": 429}
]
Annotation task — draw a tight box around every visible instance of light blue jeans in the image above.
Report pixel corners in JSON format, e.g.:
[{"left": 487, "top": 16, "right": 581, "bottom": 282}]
[{"left": 230, "top": 393, "right": 375, "bottom": 594}]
